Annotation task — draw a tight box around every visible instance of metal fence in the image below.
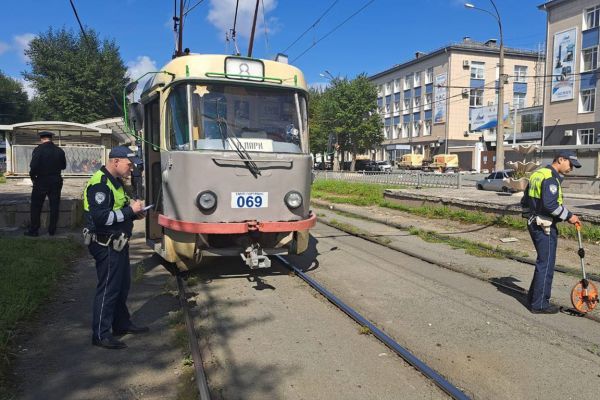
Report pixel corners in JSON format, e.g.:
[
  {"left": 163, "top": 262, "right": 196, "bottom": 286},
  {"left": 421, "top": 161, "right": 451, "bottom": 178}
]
[
  {"left": 11, "top": 145, "right": 105, "bottom": 176},
  {"left": 313, "top": 170, "right": 462, "bottom": 189}
]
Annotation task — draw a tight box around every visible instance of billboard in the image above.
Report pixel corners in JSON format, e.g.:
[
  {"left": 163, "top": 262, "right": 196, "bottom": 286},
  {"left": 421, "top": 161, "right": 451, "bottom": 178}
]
[
  {"left": 433, "top": 73, "right": 447, "bottom": 123},
  {"left": 469, "top": 103, "right": 510, "bottom": 131},
  {"left": 551, "top": 28, "right": 577, "bottom": 102}
]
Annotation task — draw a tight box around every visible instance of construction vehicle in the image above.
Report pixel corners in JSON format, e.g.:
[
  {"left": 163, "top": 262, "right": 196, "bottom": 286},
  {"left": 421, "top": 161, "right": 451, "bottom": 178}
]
[
  {"left": 424, "top": 154, "right": 459, "bottom": 173},
  {"left": 397, "top": 154, "right": 423, "bottom": 170}
]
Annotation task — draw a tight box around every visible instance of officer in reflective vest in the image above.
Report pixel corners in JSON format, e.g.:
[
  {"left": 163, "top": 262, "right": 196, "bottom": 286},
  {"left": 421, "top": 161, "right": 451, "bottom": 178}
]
[
  {"left": 83, "top": 146, "right": 148, "bottom": 349},
  {"left": 521, "top": 150, "right": 581, "bottom": 314}
]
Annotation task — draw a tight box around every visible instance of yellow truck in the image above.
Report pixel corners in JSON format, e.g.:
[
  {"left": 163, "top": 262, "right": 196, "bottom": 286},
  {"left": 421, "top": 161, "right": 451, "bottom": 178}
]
[
  {"left": 425, "top": 154, "right": 459, "bottom": 172},
  {"left": 397, "top": 154, "right": 423, "bottom": 169}
]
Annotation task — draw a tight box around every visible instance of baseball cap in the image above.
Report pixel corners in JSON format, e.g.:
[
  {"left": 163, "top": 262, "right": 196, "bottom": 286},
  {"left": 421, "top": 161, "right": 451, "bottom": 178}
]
[
  {"left": 38, "top": 131, "right": 54, "bottom": 138},
  {"left": 109, "top": 146, "right": 142, "bottom": 165},
  {"left": 557, "top": 150, "right": 581, "bottom": 168}
]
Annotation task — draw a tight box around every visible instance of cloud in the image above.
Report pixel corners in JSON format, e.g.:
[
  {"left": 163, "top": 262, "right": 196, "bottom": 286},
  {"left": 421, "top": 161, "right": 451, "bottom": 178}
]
[
  {"left": 14, "top": 33, "right": 36, "bottom": 62},
  {"left": 0, "top": 41, "right": 9, "bottom": 55},
  {"left": 17, "top": 78, "right": 36, "bottom": 100},
  {"left": 126, "top": 55, "right": 158, "bottom": 100},
  {"left": 207, "top": 0, "right": 277, "bottom": 39}
]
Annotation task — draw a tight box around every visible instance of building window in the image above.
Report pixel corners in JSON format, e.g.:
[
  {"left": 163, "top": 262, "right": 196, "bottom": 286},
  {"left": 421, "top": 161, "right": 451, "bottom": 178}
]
[
  {"left": 521, "top": 113, "right": 542, "bottom": 132},
  {"left": 386, "top": 82, "right": 392, "bottom": 94},
  {"left": 426, "top": 68, "right": 433, "bottom": 84},
  {"left": 577, "top": 128, "right": 595, "bottom": 145},
  {"left": 405, "top": 74, "right": 413, "bottom": 89},
  {"left": 424, "top": 93, "right": 432, "bottom": 110},
  {"left": 514, "top": 65, "right": 527, "bottom": 82},
  {"left": 470, "top": 61, "right": 485, "bottom": 79},
  {"left": 385, "top": 126, "right": 391, "bottom": 139},
  {"left": 513, "top": 93, "right": 526, "bottom": 109},
  {"left": 403, "top": 98, "right": 410, "bottom": 113},
  {"left": 394, "top": 78, "right": 400, "bottom": 92},
  {"left": 414, "top": 72, "right": 421, "bottom": 87},
  {"left": 402, "top": 122, "right": 409, "bottom": 138},
  {"left": 470, "top": 89, "right": 484, "bottom": 107},
  {"left": 413, "top": 96, "right": 421, "bottom": 109},
  {"left": 585, "top": 6, "right": 600, "bottom": 30},
  {"left": 582, "top": 47, "right": 598, "bottom": 71},
  {"left": 413, "top": 121, "right": 421, "bottom": 137},
  {"left": 385, "top": 102, "right": 390, "bottom": 113},
  {"left": 394, "top": 100, "right": 400, "bottom": 112},
  {"left": 394, "top": 124, "right": 400, "bottom": 139},
  {"left": 580, "top": 88, "right": 596, "bottom": 112},
  {"left": 423, "top": 120, "right": 432, "bottom": 136}
]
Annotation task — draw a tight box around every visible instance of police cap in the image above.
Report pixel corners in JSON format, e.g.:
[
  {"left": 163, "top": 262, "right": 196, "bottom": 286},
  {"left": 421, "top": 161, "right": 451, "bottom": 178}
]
[
  {"left": 556, "top": 150, "right": 582, "bottom": 168},
  {"left": 109, "top": 146, "right": 142, "bottom": 165},
  {"left": 38, "top": 131, "right": 54, "bottom": 138}
]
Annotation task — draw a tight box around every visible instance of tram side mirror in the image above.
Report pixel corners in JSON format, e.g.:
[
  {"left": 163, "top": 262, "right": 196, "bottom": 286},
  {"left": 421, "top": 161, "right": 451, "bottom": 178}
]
[
  {"left": 125, "top": 81, "right": 138, "bottom": 95},
  {"left": 128, "top": 102, "right": 144, "bottom": 131}
]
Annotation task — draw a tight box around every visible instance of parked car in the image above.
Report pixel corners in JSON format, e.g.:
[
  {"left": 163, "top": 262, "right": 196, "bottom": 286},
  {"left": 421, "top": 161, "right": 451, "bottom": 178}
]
[
  {"left": 476, "top": 170, "right": 515, "bottom": 192},
  {"left": 354, "top": 160, "right": 378, "bottom": 171},
  {"left": 376, "top": 160, "right": 392, "bottom": 172}
]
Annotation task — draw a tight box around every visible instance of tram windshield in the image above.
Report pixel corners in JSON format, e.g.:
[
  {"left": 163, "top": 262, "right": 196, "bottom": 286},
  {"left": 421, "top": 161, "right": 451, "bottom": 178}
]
[{"left": 166, "top": 83, "right": 308, "bottom": 153}]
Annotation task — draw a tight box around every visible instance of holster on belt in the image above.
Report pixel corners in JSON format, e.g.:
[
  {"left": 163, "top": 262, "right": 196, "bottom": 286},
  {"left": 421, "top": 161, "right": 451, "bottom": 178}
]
[{"left": 535, "top": 215, "right": 553, "bottom": 235}]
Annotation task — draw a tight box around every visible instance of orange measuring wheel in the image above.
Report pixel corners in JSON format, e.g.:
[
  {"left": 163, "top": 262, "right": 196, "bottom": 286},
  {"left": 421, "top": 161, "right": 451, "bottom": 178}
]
[{"left": 570, "top": 280, "right": 599, "bottom": 313}]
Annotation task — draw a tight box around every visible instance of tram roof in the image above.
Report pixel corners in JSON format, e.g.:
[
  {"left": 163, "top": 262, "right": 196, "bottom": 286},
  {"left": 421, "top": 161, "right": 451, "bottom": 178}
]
[{"left": 142, "top": 54, "right": 307, "bottom": 96}]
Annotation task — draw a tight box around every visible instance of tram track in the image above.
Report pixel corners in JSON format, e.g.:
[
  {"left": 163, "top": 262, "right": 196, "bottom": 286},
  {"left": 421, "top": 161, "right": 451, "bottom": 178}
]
[
  {"left": 274, "top": 255, "right": 470, "bottom": 400},
  {"left": 316, "top": 214, "right": 600, "bottom": 323}
]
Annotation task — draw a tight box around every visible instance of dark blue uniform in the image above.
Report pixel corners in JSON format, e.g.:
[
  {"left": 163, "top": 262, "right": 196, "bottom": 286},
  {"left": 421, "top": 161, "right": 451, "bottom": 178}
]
[
  {"left": 521, "top": 166, "right": 572, "bottom": 311},
  {"left": 84, "top": 166, "right": 137, "bottom": 342}
]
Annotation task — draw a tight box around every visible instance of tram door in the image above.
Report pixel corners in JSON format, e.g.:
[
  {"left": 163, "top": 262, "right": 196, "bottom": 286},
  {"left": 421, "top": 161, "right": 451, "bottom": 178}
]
[{"left": 144, "top": 98, "right": 163, "bottom": 240}]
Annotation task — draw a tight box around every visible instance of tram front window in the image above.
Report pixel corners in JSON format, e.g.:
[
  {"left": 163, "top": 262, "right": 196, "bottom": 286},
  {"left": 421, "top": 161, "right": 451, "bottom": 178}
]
[{"left": 192, "top": 84, "right": 307, "bottom": 153}]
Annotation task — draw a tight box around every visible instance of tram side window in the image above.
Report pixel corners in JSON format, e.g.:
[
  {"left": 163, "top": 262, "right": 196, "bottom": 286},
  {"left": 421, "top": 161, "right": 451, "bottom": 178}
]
[
  {"left": 145, "top": 99, "right": 160, "bottom": 152},
  {"left": 166, "top": 85, "right": 190, "bottom": 150}
]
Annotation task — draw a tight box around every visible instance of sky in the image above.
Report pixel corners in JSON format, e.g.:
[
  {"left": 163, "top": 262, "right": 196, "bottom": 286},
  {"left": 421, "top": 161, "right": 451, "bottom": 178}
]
[{"left": 0, "top": 0, "right": 548, "bottom": 99}]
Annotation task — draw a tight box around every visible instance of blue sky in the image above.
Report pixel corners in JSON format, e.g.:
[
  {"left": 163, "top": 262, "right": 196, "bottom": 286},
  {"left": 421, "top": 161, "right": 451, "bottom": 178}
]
[{"left": 0, "top": 0, "right": 547, "bottom": 98}]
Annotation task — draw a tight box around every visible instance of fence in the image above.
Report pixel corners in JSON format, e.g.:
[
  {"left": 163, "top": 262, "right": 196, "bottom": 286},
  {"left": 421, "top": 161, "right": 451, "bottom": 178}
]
[
  {"left": 313, "top": 170, "right": 462, "bottom": 189},
  {"left": 11, "top": 145, "right": 105, "bottom": 176}
]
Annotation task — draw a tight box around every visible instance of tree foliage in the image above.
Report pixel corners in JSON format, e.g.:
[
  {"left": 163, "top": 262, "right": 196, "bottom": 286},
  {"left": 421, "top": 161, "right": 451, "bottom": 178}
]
[
  {"left": 0, "top": 71, "right": 31, "bottom": 124},
  {"left": 310, "top": 74, "right": 383, "bottom": 170},
  {"left": 24, "top": 27, "right": 127, "bottom": 123},
  {"left": 308, "top": 87, "right": 329, "bottom": 162}
]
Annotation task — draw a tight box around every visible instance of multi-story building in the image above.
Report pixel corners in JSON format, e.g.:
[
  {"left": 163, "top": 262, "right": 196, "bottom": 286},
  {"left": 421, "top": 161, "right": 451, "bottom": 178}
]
[
  {"left": 539, "top": 0, "right": 600, "bottom": 176},
  {"left": 369, "top": 37, "right": 543, "bottom": 170}
]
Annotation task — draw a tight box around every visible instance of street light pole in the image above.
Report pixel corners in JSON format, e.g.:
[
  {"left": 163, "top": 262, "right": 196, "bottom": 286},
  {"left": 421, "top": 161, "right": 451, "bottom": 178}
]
[{"left": 465, "top": 1, "right": 505, "bottom": 172}]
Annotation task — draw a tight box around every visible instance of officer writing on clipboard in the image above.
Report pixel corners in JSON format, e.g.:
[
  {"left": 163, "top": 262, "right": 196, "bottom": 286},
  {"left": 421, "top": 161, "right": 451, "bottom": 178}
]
[{"left": 83, "top": 146, "right": 151, "bottom": 349}]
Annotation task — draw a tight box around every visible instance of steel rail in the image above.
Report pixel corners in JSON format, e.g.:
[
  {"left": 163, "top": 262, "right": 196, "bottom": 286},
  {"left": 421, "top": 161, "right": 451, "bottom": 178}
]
[
  {"left": 274, "top": 255, "right": 471, "bottom": 400},
  {"left": 176, "top": 275, "right": 212, "bottom": 400}
]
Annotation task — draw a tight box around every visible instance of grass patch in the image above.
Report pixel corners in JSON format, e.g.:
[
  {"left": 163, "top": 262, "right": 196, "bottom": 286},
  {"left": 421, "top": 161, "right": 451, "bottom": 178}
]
[
  {"left": 0, "top": 173, "right": 5, "bottom": 184},
  {"left": 328, "top": 219, "right": 391, "bottom": 245},
  {"left": 0, "top": 236, "right": 83, "bottom": 398},
  {"left": 312, "top": 179, "right": 600, "bottom": 242},
  {"left": 359, "top": 326, "right": 372, "bottom": 335}
]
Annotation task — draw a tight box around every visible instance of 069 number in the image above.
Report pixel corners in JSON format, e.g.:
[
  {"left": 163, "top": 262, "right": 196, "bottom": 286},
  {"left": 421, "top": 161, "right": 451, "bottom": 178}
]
[{"left": 236, "top": 195, "right": 263, "bottom": 208}]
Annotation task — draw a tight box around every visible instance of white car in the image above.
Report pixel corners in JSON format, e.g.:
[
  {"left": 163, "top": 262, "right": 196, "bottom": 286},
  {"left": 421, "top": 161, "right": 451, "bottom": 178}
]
[
  {"left": 376, "top": 161, "right": 392, "bottom": 172},
  {"left": 476, "top": 170, "right": 515, "bottom": 192}
]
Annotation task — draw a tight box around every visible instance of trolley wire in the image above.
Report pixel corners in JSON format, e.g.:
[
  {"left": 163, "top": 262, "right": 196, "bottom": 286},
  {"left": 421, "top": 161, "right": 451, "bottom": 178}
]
[
  {"left": 281, "top": 0, "right": 339, "bottom": 54},
  {"left": 291, "top": 0, "right": 377, "bottom": 63}
]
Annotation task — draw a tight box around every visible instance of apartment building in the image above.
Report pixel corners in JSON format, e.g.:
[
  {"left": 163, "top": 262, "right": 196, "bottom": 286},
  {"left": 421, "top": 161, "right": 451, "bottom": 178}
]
[
  {"left": 539, "top": 0, "right": 600, "bottom": 176},
  {"left": 369, "top": 37, "right": 543, "bottom": 170}
]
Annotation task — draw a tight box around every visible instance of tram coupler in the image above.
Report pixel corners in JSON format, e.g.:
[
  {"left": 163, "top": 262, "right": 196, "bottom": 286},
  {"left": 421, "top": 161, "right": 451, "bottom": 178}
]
[{"left": 241, "top": 244, "right": 271, "bottom": 269}]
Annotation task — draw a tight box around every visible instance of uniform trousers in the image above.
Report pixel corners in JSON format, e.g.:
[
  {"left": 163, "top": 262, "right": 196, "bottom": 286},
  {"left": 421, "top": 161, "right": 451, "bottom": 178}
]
[
  {"left": 30, "top": 176, "right": 63, "bottom": 234},
  {"left": 89, "top": 241, "right": 131, "bottom": 340},
  {"left": 527, "top": 221, "right": 558, "bottom": 311}
]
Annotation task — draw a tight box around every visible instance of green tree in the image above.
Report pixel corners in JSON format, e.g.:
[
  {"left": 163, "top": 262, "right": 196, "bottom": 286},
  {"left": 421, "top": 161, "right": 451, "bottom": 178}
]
[
  {"left": 308, "top": 87, "right": 330, "bottom": 167},
  {"left": 24, "top": 27, "right": 127, "bottom": 123},
  {"left": 319, "top": 74, "right": 383, "bottom": 170},
  {"left": 0, "top": 71, "right": 31, "bottom": 124}
]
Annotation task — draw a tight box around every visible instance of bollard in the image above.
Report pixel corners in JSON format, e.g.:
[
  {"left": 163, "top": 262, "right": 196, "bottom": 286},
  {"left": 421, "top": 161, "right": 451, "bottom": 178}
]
[
  {"left": 417, "top": 172, "right": 422, "bottom": 189},
  {"left": 457, "top": 172, "right": 462, "bottom": 189}
]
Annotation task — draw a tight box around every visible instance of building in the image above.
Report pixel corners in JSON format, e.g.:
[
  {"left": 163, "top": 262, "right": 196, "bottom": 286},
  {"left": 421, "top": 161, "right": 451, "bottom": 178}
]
[
  {"left": 369, "top": 37, "right": 544, "bottom": 170},
  {"left": 539, "top": 0, "right": 600, "bottom": 176}
]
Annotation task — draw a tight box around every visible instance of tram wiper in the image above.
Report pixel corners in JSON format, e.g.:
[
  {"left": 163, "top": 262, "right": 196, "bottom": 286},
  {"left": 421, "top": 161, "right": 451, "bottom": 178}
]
[{"left": 215, "top": 116, "right": 261, "bottom": 177}]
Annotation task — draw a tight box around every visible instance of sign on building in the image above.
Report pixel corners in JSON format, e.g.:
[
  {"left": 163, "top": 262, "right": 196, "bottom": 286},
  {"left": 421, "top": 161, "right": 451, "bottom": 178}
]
[
  {"left": 433, "top": 73, "right": 447, "bottom": 123},
  {"left": 551, "top": 28, "right": 576, "bottom": 102},
  {"left": 469, "top": 103, "right": 509, "bottom": 131}
]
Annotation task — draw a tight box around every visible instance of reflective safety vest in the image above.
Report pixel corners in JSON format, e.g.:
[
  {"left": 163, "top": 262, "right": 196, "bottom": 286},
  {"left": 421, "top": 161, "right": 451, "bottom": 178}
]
[
  {"left": 83, "top": 170, "right": 129, "bottom": 212},
  {"left": 528, "top": 167, "right": 563, "bottom": 205}
]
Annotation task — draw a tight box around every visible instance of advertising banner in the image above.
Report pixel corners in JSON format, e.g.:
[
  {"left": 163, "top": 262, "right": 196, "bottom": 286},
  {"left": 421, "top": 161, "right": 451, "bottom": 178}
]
[
  {"left": 469, "top": 103, "right": 509, "bottom": 131},
  {"left": 551, "top": 28, "right": 576, "bottom": 102},
  {"left": 433, "top": 73, "right": 447, "bottom": 123}
]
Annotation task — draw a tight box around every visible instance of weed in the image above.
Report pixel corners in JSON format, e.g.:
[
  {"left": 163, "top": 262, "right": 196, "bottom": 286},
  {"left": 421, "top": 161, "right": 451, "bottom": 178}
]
[
  {"left": 0, "top": 173, "right": 5, "bottom": 184},
  {"left": 133, "top": 261, "right": 145, "bottom": 283},
  {"left": 182, "top": 354, "right": 194, "bottom": 366},
  {"left": 359, "top": 326, "right": 371, "bottom": 335},
  {"left": 185, "top": 276, "right": 199, "bottom": 287}
]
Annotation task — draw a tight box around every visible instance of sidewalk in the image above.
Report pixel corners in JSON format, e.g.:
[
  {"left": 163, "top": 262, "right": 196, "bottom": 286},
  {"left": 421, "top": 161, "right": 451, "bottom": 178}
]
[
  {"left": 311, "top": 199, "right": 600, "bottom": 319},
  {"left": 13, "top": 223, "right": 186, "bottom": 400}
]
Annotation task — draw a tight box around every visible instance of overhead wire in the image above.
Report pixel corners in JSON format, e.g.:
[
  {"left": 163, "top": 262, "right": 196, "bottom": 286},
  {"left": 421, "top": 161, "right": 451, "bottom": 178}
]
[
  {"left": 184, "top": 0, "right": 206, "bottom": 18},
  {"left": 292, "top": 0, "right": 376, "bottom": 63},
  {"left": 281, "top": 0, "right": 339, "bottom": 54}
]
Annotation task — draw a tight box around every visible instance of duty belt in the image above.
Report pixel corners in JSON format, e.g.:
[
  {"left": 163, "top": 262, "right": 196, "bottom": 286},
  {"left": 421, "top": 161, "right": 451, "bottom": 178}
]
[{"left": 83, "top": 228, "right": 129, "bottom": 251}]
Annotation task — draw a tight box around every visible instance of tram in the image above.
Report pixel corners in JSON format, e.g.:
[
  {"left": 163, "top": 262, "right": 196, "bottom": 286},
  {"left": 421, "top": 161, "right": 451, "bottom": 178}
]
[{"left": 130, "top": 54, "right": 315, "bottom": 270}]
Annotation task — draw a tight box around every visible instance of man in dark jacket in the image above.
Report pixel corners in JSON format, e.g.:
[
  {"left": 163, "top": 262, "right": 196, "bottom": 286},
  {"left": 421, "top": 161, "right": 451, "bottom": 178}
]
[{"left": 25, "top": 131, "right": 67, "bottom": 236}]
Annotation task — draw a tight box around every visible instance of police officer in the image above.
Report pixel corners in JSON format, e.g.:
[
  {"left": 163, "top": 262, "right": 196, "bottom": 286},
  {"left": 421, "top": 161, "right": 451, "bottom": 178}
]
[
  {"left": 521, "top": 150, "right": 581, "bottom": 314},
  {"left": 25, "top": 131, "right": 66, "bottom": 236},
  {"left": 83, "top": 146, "right": 148, "bottom": 349}
]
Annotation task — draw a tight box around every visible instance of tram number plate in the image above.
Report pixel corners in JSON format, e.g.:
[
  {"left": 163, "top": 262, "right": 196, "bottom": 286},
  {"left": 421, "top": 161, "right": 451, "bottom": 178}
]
[{"left": 231, "top": 192, "right": 268, "bottom": 208}]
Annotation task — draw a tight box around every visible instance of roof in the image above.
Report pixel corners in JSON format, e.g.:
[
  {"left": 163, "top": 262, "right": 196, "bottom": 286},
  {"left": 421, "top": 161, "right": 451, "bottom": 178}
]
[
  {"left": 369, "top": 39, "right": 543, "bottom": 80},
  {"left": 0, "top": 121, "right": 112, "bottom": 134},
  {"left": 537, "top": 0, "right": 572, "bottom": 10},
  {"left": 89, "top": 117, "right": 134, "bottom": 145}
]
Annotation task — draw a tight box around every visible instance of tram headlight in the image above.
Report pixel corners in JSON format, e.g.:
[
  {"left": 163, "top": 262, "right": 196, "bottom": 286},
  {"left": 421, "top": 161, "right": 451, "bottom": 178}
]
[
  {"left": 196, "top": 191, "right": 217, "bottom": 211},
  {"left": 284, "top": 191, "right": 303, "bottom": 209}
]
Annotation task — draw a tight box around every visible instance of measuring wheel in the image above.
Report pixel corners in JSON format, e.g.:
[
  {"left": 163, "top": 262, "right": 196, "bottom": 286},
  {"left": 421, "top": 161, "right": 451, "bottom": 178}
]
[{"left": 571, "top": 279, "right": 599, "bottom": 313}]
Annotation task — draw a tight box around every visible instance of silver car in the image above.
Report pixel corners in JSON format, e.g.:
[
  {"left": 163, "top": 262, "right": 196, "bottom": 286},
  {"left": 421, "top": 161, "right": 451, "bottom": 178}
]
[{"left": 476, "top": 170, "right": 515, "bottom": 192}]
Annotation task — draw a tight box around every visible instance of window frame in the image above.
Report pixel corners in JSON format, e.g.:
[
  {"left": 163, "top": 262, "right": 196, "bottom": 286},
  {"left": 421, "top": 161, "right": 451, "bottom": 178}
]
[
  {"left": 582, "top": 46, "right": 598, "bottom": 72},
  {"left": 514, "top": 65, "right": 527, "bottom": 82},
  {"left": 470, "top": 61, "right": 485, "bottom": 79},
  {"left": 469, "top": 88, "right": 484, "bottom": 107},
  {"left": 577, "top": 128, "right": 595, "bottom": 145},
  {"left": 580, "top": 88, "right": 596, "bottom": 113},
  {"left": 585, "top": 6, "right": 600, "bottom": 30},
  {"left": 513, "top": 93, "right": 526, "bottom": 109}
]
